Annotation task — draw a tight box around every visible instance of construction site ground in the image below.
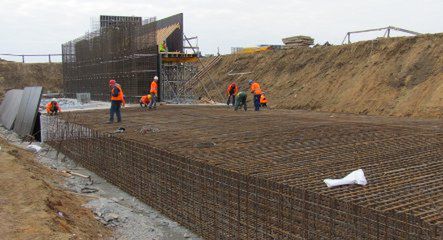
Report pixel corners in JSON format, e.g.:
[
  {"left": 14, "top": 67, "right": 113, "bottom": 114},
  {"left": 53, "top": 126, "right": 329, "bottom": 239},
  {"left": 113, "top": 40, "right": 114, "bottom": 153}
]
[
  {"left": 0, "top": 127, "right": 201, "bottom": 240},
  {"left": 58, "top": 105, "right": 443, "bottom": 234}
]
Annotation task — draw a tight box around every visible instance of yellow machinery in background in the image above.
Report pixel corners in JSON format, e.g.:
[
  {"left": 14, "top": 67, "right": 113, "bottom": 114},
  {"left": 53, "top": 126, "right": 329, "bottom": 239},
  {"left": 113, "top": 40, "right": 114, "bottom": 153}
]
[{"left": 236, "top": 46, "right": 272, "bottom": 54}]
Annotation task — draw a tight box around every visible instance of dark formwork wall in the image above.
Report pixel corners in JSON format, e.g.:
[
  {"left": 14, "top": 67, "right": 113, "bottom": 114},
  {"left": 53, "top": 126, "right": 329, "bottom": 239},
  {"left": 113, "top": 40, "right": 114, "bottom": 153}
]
[
  {"left": 157, "top": 13, "right": 184, "bottom": 52},
  {"left": 62, "top": 13, "right": 184, "bottom": 102}
]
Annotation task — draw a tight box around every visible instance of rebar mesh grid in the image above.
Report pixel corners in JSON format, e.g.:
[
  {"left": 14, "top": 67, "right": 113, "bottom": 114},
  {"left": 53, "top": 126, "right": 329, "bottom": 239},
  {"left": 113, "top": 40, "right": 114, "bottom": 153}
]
[
  {"left": 62, "top": 18, "right": 158, "bottom": 102},
  {"left": 44, "top": 106, "right": 443, "bottom": 239}
]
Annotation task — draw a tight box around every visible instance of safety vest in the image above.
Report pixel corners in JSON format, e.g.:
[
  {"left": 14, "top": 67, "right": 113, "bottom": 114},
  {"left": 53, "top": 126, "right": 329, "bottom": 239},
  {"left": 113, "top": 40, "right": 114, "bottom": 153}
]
[
  {"left": 46, "top": 102, "right": 61, "bottom": 113},
  {"left": 250, "top": 82, "right": 262, "bottom": 95},
  {"left": 150, "top": 81, "right": 158, "bottom": 94},
  {"left": 140, "top": 95, "right": 151, "bottom": 104},
  {"left": 227, "top": 83, "right": 238, "bottom": 95},
  {"left": 111, "top": 84, "right": 124, "bottom": 101},
  {"left": 260, "top": 94, "right": 268, "bottom": 104}
]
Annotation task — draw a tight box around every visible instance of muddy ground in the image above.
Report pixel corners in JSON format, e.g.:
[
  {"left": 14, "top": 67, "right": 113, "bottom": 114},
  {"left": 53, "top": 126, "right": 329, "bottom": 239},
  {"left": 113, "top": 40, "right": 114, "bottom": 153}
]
[{"left": 0, "top": 138, "right": 110, "bottom": 239}]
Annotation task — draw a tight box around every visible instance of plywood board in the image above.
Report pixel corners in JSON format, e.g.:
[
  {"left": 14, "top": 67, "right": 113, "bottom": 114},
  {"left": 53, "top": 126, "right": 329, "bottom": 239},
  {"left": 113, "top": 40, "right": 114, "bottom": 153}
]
[
  {"left": 13, "top": 86, "right": 43, "bottom": 137},
  {"left": 0, "top": 89, "right": 24, "bottom": 130}
]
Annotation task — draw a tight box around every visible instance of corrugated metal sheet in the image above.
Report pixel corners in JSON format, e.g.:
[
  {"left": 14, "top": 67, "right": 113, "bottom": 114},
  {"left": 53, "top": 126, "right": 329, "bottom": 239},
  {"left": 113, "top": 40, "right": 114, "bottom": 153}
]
[
  {"left": 0, "top": 89, "right": 24, "bottom": 129},
  {"left": 13, "top": 86, "right": 43, "bottom": 137}
]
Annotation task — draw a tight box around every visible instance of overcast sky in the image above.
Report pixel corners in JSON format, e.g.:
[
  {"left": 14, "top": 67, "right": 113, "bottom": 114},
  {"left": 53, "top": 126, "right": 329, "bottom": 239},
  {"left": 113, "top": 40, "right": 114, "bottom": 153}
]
[{"left": 0, "top": 0, "right": 442, "bottom": 62}]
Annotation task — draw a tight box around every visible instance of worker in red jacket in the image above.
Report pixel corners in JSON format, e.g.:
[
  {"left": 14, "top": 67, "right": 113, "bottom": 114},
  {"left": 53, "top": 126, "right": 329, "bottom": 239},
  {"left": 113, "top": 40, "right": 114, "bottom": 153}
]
[
  {"left": 148, "top": 76, "right": 158, "bottom": 109},
  {"left": 109, "top": 79, "right": 124, "bottom": 123},
  {"left": 46, "top": 98, "right": 61, "bottom": 115},
  {"left": 226, "top": 82, "right": 239, "bottom": 106}
]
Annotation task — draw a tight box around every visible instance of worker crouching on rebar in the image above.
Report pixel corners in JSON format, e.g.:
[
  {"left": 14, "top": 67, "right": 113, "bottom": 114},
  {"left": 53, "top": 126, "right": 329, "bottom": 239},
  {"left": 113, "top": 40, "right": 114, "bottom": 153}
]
[
  {"left": 108, "top": 79, "right": 124, "bottom": 123},
  {"left": 148, "top": 76, "right": 158, "bottom": 110},
  {"left": 46, "top": 98, "right": 61, "bottom": 115},
  {"left": 234, "top": 91, "right": 247, "bottom": 111},
  {"left": 226, "top": 82, "right": 238, "bottom": 106},
  {"left": 248, "top": 79, "right": 262, "bottom": 111},
  {"left": 139, "top": 94, "right": 152, "bottom": 108}
]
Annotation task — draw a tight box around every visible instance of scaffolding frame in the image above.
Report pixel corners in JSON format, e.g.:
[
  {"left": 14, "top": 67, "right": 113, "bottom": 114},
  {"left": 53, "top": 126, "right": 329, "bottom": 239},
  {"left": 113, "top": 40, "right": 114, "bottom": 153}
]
[
  {"left": 160, "top": 61, "right": 198, "bottom": 103},
  {"left": 342, "top": 26, "right": 421, "bottom": 44}
]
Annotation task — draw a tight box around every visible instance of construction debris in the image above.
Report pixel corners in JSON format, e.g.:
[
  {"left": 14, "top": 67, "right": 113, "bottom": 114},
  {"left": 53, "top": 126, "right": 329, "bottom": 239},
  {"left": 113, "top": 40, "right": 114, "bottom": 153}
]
[
  {"left": 81, "top": 187, "right": 99, "bottom": 194},
  {"left": 26, "top": 144, "right": 42, "bottom": 153},
  {"left": 113, "top": 127, "right": 125, "bottom": 134},
  {"left": 282, "top": 35, "right": 314, "bottom": 48},
  {"left": 139, "top": 126, "right": 160, "bottom": 134},
  {"left": 62, "top": 170, "right": 91, "bottom": 179}
]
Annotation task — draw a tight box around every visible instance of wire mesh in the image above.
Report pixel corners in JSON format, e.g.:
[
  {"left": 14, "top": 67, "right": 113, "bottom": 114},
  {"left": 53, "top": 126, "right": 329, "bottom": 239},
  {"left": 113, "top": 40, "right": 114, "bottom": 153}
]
[
  {"left": 62, "top": 19, "right": 158, "bottom": 102},
  {"left": 43, "top": 107, "right": 443, "bottom": 240}
]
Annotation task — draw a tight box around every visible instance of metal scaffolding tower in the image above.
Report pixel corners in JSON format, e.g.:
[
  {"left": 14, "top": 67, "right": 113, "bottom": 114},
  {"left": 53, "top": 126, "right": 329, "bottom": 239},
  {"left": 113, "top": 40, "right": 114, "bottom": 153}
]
[{"left": 159, "top": 53, "right": 198, "bottom": 103}]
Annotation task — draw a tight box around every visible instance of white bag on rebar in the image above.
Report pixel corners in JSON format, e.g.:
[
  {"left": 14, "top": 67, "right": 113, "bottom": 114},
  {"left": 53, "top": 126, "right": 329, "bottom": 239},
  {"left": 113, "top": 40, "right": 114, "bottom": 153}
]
[{"left": 324, "top": 169, "right": 367, "bottom": 188}]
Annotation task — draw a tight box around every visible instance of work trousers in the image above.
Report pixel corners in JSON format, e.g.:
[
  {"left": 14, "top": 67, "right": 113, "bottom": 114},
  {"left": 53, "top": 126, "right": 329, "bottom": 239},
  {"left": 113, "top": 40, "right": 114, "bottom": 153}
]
[
  {"left": 110, "top": 101, "right": 122, "bottom": 122},
  {"left": 227, "top": 94, "right": 236, "bottom": 106},
  {"left": 253, "top": 94, "right": 261, "bottom": 111},
  {"left": 49, "top": 109, "right": 58, "bottom": 115},
  {"left": 148, "top": 94, "right": 157, "bottom": 109},
  {"left": 235, "top": 100, "right": 247, "bottom": 111}
]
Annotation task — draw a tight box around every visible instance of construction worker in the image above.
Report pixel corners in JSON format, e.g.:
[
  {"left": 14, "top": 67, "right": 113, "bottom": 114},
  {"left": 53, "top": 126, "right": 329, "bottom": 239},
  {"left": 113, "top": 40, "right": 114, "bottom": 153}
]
[
  {"left": 159, "top": 41, "right": 168, "bottom": 52},
  {"left": 234, "top": 91, "right": 247, "bottom": 111},
  {"left": 260, "top": 92, "right": 268, "bottom": 108},
  {"left": 139, "top": 94, "right": 152, "bottom": 108},
  {"left": 248, "top": 80, "right": 262, "bottom": 111},
  {"left": 226, "top": 82, "right": 239, "bottom": 106},
  {"left": 148, "top": 76, "right": 158, "bottom": 109},
  {"left": 46, "top": 98, "right": 61, "bottom": 115},
  {"left": 109, "top": 79, "right": 124, "bottom": 123}
]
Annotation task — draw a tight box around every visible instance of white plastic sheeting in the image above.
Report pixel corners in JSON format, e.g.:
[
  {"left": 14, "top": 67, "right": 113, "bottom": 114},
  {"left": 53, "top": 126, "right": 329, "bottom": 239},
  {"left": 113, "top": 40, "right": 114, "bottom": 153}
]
[{"left": 324, "top": 169, "right": 367, "bottom": 188}]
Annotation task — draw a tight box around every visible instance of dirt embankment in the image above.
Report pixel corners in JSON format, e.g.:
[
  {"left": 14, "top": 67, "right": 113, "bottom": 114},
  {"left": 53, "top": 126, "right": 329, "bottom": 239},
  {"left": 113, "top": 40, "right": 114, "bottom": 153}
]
[
  {"left": 0, "top": 139, "right": 110, "bottom": 239},
  {"left": 0, "top": 60, "right": 62, "bottom": 99},
  {"left": 198, "top": 34, "right": 443, "bottom": 118}
]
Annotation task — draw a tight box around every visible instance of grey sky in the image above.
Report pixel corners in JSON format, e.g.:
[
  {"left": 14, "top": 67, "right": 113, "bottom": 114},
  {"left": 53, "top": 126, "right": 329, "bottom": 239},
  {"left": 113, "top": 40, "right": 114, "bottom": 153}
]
[{"left": 0, "top": 0, "right": 442, "bottom": 62}]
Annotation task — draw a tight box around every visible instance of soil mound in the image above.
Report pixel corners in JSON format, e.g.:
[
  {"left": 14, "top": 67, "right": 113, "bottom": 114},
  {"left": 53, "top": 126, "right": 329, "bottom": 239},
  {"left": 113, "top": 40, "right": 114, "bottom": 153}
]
[{"left": 198, "top": 34, "right": 443, "bottom": 118}]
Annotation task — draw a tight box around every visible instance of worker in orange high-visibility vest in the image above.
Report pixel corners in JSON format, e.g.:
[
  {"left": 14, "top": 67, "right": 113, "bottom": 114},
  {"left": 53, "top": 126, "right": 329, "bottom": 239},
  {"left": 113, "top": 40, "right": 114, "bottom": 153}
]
[
  {"left": 46, "top": 98, "right": 61, "bottom": 115},
  {"left": 108, "top": 79, "right": 124, "bottom": 123},
  {"left": 248, "top": 79, "right": 262, "bottom": 111},
  {"left": 148, "top": 76, "right": 158, "bottom": 109},
  {"left": 226, "top": 82, "right": 239, "bottom": 106},
  {"left": 260, "top": 92, "right": 268, "bottom": 108},
  {"left": 139, "top": 94, "right": 152, "bottom": 108}
]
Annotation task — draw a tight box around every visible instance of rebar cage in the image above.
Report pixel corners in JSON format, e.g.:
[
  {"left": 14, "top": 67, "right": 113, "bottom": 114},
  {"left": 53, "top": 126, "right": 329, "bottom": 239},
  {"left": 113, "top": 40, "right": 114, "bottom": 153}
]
[
  {"left": 61, "top": 14, "right": 185, "bottom": 103},
  {"left": 42, "top": 108, "right": 443, "bottom": 240}
]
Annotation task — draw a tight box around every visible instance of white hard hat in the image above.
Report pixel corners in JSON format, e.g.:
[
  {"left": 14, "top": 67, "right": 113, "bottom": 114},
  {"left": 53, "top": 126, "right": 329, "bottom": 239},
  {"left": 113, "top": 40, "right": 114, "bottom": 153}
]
[
  {"left": 154, "top": 76, "right": 159, "bottom": 80},
  {"left": 51, "top": 98, "right": 57, "bottom": 102}
]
